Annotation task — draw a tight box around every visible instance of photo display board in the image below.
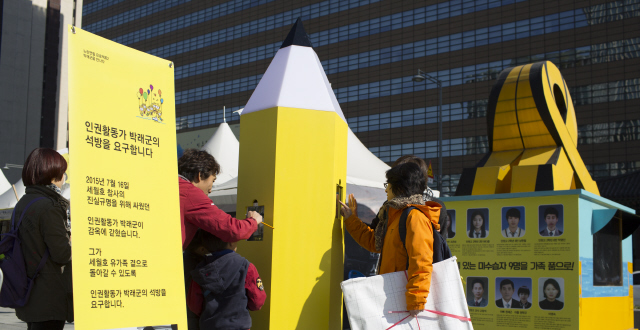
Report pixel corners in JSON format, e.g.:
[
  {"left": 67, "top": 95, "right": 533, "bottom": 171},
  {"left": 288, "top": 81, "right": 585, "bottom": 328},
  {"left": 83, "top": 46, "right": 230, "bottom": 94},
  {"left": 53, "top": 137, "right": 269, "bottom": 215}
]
[
  {"left": 68, "top": 26, "right": 186, "bottom": 329},
  {"left": 443, "top": 194, "right": 578, "bottom": 330}
]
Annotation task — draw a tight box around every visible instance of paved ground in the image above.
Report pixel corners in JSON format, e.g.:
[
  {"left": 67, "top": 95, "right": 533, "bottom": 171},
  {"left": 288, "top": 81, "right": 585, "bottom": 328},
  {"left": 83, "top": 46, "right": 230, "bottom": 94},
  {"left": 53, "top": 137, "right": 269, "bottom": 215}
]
[{"left": 0, "top": 308, "right": 74, "bottom": 329}]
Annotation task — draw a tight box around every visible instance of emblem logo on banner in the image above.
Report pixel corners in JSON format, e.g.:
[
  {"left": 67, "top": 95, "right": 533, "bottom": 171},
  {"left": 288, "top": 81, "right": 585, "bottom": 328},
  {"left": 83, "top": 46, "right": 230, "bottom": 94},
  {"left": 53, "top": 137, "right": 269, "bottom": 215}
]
[{"left": 136, "top": 85, "right": 164, "bottom": 123}]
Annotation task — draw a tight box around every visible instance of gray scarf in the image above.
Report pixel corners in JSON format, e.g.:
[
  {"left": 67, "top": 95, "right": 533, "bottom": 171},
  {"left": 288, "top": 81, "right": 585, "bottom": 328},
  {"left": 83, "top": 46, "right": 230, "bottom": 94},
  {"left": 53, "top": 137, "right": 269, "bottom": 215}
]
[
  {"left": 46, "top": 183, "right": 63, "bottom": 195},
  {"left": 374, "top": 194, "right": 425, "bottom": 251},
  {"left": 46, "top": 183, "right": 71, "bottom": 231}
]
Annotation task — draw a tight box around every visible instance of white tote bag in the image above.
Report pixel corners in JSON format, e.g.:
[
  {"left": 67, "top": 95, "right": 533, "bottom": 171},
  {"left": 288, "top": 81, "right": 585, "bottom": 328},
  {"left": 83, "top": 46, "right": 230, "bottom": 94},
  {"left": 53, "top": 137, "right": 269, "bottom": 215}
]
[{"left": 341, "top": 257, "right": 473, "bottom": 330}]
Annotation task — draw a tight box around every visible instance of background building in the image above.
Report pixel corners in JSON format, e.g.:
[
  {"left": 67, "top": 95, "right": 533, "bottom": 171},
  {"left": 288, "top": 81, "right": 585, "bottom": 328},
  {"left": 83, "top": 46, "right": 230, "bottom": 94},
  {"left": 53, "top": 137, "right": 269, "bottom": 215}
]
[
  {"left": 0, "top": 0, "right": 82, "bottom": 182},
  {"left": 81, "top": 0, "right": 639, "bottom": 198}
]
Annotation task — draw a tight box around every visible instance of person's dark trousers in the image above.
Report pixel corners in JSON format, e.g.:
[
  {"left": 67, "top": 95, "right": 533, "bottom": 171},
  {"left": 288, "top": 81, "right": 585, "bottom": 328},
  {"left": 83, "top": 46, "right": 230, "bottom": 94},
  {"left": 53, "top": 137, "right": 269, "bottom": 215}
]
[
  {"left": 27, "top": 320, "right": 66, "bottom": 330},
  {"left": 184, "top": 249, "right": 202, "bottom": 330}
]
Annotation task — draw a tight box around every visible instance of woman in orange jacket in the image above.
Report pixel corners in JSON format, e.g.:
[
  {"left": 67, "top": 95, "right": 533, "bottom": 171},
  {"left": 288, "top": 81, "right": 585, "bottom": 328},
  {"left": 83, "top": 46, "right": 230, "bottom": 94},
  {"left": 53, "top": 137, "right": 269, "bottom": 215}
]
[{"left": 339, "top": 162, "right": 441, "bottom": 317}]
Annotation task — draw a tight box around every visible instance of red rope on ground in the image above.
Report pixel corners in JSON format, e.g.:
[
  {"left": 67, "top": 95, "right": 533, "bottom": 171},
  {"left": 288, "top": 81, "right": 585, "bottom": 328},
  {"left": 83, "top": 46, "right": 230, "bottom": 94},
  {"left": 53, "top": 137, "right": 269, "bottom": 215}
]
[
  {"left": 385, "top": 314, "right": 410, "bottom": 330},
  {"left": 388, "top": 309, "right": 471, "bottom": 322}
]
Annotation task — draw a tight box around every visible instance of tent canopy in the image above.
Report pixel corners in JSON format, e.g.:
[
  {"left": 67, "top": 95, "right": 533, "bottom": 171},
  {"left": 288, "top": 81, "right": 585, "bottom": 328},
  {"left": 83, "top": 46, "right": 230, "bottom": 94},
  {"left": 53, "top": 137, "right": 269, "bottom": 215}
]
[
  {"left": 200, "top": 122, "right": 239, "bottom": 186},
  {"left": 345, "top": 129, "right": 389, "bottom": 189},
  {"left": 0, "top": 149, "right": 70, "bottom": 210},
  {"left": 0, "top": 170, "right": 11, "bottom": 196}
]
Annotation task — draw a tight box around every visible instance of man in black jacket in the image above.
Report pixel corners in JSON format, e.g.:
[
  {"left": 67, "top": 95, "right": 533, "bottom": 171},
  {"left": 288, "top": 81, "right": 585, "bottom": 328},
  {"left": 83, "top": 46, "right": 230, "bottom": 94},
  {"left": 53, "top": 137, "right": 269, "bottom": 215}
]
[{"left": 495, "top": 279, "right": 522, "bottom": 308}]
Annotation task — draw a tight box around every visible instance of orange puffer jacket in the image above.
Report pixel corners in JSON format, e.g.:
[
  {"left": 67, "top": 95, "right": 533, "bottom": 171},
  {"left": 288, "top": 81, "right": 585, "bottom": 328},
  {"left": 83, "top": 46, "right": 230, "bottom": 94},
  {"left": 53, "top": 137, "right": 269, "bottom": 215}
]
[{"left": 345, "top": 202, "right": 441, "bottom": 310}]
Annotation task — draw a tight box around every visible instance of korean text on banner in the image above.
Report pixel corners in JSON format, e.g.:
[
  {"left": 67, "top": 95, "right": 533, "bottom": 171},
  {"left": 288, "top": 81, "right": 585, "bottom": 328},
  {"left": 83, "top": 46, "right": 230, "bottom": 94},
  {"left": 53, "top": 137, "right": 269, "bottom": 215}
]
[{"left": 68, "top": 25, "right": 185, "bottom": 329}]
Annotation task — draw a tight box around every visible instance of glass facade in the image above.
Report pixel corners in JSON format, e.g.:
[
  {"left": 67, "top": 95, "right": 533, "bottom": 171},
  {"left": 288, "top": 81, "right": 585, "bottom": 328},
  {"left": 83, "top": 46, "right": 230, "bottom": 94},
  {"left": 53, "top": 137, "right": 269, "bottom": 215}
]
[
  {"left": 83, "top": 0, "right": 129, "bottom": 15},
  {"left": 587, "top": 161, "right": 640, "bottom": 179},
  {"left": 85, "top": 0, "right": 196, "bottom": 33},
  {"left": 578, "top": 119, "right": 640, "bottom": 145},
  {"left": 146, "top": 0, "right": 384, "bottom": 57},
  {"left": 174, "top": 11, "right": 639, "bottom": 79},
  {"left": 84, "top": 0, "right": 640, "bottom": 196},
  {"left": 176, "top": 74, "right": 262, "bottom": 105},
  {"left": 174, "top": 32, "right": 638, "bottom": 109},
  {"left": 176, "top": 105, "right": 244, "bottom": 131},
  {"left": 174, "top": 55, "right": 639, "bottom": 131},
  {"left": 137, "top": 0, "right": 528, "bottom": 58},
  {"left": 370, "top": 118, "right": 640, "bottom": 160}
]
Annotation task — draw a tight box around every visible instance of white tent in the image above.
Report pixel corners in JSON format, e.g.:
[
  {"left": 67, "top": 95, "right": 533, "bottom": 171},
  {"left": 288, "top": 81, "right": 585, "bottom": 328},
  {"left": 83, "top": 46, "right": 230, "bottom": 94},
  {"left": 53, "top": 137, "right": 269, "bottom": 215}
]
[
  {"left": 58, "top": 148, "right": 71, "bottom": 200},
  {"left": 0, "top": 170, "right": 11, "bottom": 196},
  {"left": 208, "top": 177, "right": 238, "bottom": 213},
  {"left": 0, "top": 149, "right": 70, "bottom": 210},
  {"left": 345, "top": 129, "right": 389, "bottom": 189},
  {"left": 206, "top": 126, "right": 440, "bottom": 214},
  {"left": 200, "top": 122, "right": 239, "bottom": 186},
  {"left": 0, "top": 179, "right": 24, "bottom": 210}
]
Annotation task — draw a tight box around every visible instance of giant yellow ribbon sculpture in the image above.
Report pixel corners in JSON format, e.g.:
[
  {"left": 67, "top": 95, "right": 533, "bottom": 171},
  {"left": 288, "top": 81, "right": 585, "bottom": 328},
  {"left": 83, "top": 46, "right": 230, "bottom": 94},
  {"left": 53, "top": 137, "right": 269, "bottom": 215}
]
[{"left": 456, "top": 61, "right": 599, "bottom": 196}]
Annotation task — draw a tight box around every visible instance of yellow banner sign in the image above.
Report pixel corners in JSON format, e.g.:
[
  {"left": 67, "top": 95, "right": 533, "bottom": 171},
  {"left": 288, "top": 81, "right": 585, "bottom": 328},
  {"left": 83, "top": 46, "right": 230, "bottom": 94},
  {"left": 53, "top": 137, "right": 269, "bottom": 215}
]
[
  {"left": 68, "top": 26, "right": 186, "bottom": 329},
  {"left": 443, "top": 194, "right": 578, "bottom": 330}
]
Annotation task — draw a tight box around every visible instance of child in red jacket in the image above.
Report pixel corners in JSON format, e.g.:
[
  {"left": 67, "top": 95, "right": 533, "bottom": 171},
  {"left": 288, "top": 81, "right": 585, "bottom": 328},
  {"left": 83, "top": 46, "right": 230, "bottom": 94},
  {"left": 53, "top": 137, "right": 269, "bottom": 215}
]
[{"left": 187, "top": 230, "right": 266, "bottom": 329}]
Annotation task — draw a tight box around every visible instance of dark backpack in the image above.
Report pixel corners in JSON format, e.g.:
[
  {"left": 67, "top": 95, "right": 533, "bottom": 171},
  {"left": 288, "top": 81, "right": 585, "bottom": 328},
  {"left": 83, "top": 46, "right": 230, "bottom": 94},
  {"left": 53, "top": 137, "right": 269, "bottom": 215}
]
[
  {"left": 0, "top": 197, "right": 50, "bottom": 308},
  {"left": 398, "top": 206, "right": 452, "bottom": 269}
]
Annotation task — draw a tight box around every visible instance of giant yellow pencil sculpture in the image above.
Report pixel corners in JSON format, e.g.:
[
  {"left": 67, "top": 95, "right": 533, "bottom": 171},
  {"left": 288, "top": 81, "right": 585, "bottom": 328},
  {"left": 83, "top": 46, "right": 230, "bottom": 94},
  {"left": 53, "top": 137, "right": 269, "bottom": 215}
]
[{"left": 236, "top": 19, "right": 347, "bottom": 329}]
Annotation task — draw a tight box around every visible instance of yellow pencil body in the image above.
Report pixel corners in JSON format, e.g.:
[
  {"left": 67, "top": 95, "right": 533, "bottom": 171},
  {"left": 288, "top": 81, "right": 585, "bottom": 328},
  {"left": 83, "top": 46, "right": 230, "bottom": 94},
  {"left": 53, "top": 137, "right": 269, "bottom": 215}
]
[
  {"left": 235, "top": 19, "right": 347, "bottom": 329},
  {"left": 237, "top": 107, "right": 347, "bottom": 329}
]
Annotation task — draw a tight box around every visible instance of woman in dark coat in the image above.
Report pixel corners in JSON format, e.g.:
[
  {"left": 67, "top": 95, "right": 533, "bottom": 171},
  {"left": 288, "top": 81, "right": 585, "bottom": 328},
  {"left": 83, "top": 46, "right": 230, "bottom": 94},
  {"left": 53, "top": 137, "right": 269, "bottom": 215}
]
[{"left": 14, "top": 148, "right": 72, "bottom": 330}]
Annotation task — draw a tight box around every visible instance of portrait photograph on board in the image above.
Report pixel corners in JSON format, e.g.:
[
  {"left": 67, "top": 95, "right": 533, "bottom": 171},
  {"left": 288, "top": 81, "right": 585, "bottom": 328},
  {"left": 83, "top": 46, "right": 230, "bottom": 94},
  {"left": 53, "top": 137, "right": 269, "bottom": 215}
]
[
  {"left": 467, "top": 276, "right": 489, "bottom": 307},
  {"left": 539, "top": 277, "right": 565, "bottom": 310},
  {"left": 440, "top": 209, "right": 456, "bottom": 239},
  {"left": 501, "top": 206, "right": 526, "bottom": 238},
  {"left": 495, "top": 277, "right": 532, "bottom": 309},
  {"left": 538, "top": 204, "right": 564, "bottom": 237},
  {"left": 467, "top": 208, "right": 489, "bottom": 239}
]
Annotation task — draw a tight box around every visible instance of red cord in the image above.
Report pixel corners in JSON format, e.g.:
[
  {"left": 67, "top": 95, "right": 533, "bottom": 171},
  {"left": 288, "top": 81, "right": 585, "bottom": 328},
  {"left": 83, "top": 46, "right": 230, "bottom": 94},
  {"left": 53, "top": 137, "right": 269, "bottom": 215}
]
[
  {"left": 421, "top": 309, "right": 471, "bottom": 321},
  {"left": 388, "top": 309, "right": 471, "bottom": 322},
  {"left": 385, "top": 314, "right": 410, "bottom": 330}
]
